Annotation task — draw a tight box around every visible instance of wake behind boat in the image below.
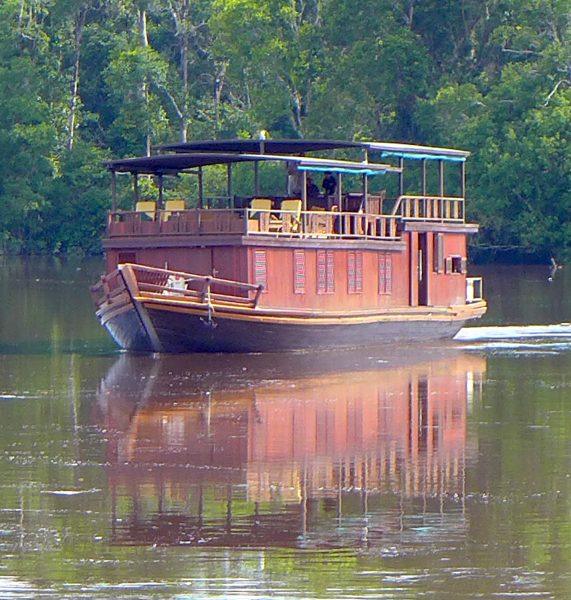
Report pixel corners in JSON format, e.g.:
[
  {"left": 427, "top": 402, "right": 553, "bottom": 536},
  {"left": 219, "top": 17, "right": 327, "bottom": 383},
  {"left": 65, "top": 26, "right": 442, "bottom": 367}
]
[{"left": 91, "top": 138, "right": 486, "bottom": 353}]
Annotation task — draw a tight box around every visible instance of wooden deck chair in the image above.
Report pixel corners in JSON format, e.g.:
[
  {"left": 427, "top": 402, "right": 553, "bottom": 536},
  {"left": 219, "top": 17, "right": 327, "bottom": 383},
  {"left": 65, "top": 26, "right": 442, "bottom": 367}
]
[
  {"left": 161, "top": 199, "right": 186, "bottom": 221},
  {"left": 135, "top": 200, "right": 156, "bottom": 220},
  {"left": 249, "top": 198, "right": 273, "bottom": 218},
  {"left": 269, "top": 199, "right": 302, "bottom": 233},
  {"left": 249, "top": 198, "right": 273, "bottom": 232}
]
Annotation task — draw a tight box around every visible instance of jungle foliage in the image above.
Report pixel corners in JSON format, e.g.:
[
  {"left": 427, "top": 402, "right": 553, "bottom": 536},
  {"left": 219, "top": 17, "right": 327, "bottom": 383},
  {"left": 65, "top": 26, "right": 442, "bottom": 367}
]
[{"left": 0, "top": 0, "right": 569, "bottom": 261}]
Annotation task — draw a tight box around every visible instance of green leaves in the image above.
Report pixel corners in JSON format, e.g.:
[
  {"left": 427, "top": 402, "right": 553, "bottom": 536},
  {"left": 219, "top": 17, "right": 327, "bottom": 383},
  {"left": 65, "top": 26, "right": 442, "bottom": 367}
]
[{"left": 0, "top": 0, "right": 568, "bottom": 259}]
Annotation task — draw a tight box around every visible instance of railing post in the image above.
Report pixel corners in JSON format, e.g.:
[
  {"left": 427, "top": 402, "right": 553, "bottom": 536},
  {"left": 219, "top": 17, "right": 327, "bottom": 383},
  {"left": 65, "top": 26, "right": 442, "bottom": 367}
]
[
  {"left": 253, "top": 284, "right": 264, "bottom": 307},
  {"left": 201, "top": 276, "right": 212, "bottom": 303}
]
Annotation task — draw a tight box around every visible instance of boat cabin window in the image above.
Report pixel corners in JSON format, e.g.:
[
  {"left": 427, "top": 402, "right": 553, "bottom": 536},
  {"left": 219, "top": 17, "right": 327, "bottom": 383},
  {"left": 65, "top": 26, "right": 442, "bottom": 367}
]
[
  {"left": 446, "top": 255, "right": 466, "bottom": 274},
  {"left": 118, "top": 252, "right": 137, "bottom": 264},
  {"left": 433, "top": 234, "right": 444, "bottom": 273}
]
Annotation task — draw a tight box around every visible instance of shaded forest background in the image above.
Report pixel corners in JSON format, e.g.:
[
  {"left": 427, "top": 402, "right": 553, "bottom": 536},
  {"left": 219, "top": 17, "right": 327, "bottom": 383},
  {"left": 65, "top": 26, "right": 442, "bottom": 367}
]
[{"left": 0, "top": 0, "right": 569, "bottom": 261}]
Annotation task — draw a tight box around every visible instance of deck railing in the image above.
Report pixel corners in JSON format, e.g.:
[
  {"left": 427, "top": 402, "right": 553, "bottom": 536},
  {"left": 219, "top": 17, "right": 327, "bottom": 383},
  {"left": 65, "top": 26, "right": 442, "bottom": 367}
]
[
  {"left": 107, "top": 207, "right": 401, "bottom": 241},
  {"left": 126, "top": 264, "right": 264, "bottom": 308},
  {"left": 391, "top": 195, "right": 465, "bottom": 222},
  {"left": 91, "top": 263, "right": 264, "bottom": 309}
]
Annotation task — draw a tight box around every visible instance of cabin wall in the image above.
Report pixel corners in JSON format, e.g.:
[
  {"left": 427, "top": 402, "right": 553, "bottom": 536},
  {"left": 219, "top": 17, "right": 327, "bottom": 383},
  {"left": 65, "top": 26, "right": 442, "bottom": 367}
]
[
  {"left": 107, "top": 246, "right": 248, "bottom": 283},
  {"left": 428, "top": 232, "right": 467, "bottom": 306},
  {"left": 106, "top": 230, "right": 469, "bottom": 310},
  {"left": 248, "top": 246, "right": 409, "bottom": 311}
]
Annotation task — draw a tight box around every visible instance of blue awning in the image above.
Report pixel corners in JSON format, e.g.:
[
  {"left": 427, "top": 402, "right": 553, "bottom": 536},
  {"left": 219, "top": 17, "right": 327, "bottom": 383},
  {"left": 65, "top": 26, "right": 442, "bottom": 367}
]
[
  {"left": 380, "top": 151, "right": 466, "bottom": 163},
  {"left": 298, "top": 166, "right": 387, "bottom": 176}
]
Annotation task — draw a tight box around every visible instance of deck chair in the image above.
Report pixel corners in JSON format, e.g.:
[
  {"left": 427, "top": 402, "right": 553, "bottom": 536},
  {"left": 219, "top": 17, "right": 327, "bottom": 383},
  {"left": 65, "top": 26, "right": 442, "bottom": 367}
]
[
  {"left": 249, "top": 198, "right": 273, "bottom": 218},
  {"left": 135, "top": 200, "right": 156, "bottom": 220},
  {"left": 248, "top": 198, "right": 273, "bottom": 232},
  {"left": 161, "top": 199, "right": 186, "bottom": 221},
  {"left": 269, "top": 199, "right": 302, "bottom": 233}
]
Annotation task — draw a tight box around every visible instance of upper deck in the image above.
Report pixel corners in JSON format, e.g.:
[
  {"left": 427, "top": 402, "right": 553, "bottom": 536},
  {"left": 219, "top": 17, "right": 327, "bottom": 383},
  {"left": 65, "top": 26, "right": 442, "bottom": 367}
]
[
  {"left": 105, "top": 193, "right": 473, "bottom": 246},
  {"left": 104, "top": 138, "right": 476, "bottom": 248}
]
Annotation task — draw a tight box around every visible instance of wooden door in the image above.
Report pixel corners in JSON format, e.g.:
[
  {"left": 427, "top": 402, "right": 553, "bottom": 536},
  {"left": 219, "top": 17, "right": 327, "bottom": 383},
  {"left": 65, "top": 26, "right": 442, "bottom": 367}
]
[{"left": 418, "top": 233, "right": 428, "bottom": 306}]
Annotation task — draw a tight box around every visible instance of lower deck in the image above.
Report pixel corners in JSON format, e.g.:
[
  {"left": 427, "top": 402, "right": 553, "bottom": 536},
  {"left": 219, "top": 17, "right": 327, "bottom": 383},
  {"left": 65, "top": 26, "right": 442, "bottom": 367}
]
[{"left": 104, "top": 232, "right": 480, "bottom": 314}]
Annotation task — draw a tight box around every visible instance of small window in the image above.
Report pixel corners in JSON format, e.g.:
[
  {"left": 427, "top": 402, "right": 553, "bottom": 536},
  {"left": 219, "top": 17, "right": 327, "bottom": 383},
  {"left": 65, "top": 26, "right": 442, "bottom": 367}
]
[
  {"left": 253, "top": 250, "right": 268, "bottom": 290},
  {"left": 348, "top": 251, "right": 363, "bottom": 294},
  {"left": 446, "top": 255, "right": 466, "bottom": 274},
  {"left": 433, "top": 233, "right": 444, "bottom": 273},
  {"left": 293, "top": 249, "right": 306, "bottom": 294},
  {"left": 378, "top": 253, "right": 392, "bottom": 294},
  {"left": 118, "top": 252, "right": 137, "bottom": 264},
  {"left": 317, "top": 250, "right": 335, "bottom": 294}
]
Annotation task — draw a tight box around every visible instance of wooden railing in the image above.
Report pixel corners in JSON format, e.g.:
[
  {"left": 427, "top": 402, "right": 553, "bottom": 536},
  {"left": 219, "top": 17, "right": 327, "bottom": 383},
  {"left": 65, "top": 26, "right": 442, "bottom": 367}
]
[
  {"left": 91, "top": 263, "right": 264, "bottom": 309},
  {"left": 107, "top": 207, "right": 401, "bottom": 241},
  {"left": 391, "top": 195, "right": 465, "bottom": 221},
  {"left": 90, "top": 268, "right": 126, "bottom": 307},
  {"left": 125, "top": 264, "right": 264, "bottom": 308}
]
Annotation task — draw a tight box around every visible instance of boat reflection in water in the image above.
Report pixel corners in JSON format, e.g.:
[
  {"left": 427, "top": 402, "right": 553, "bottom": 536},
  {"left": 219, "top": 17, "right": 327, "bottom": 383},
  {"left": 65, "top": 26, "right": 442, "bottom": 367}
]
[{"left": 95, "top": 348, "right": 485, "bottom": 549}]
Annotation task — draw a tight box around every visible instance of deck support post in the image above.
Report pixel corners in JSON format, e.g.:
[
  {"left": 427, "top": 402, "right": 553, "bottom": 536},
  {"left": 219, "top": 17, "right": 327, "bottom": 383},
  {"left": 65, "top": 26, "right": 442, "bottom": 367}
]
[
  {"left": 421, "top": 159, "right": 427, "bottom": 217},
  {"left": 227, "top": 163, "right": 233, "bottom": 207},
  {"left": 198, "top": 167, "right": 204, "bottom": 209},
  {"left": 337, "top": 175, "right": 343, "bottom": 235},
  {"left": 133, "top": 174, "right": 139, "bottom": 203},
  {"left": 158, "top": 174, "right": 164, "bottom": 208},
  {"left": 254, "top": 161, "right": 260, "bottom": 195},
  {"left": 111, "top": 171, "right": 117, "bottom": 211},
  {"left": 301, "top": 171, "right": 308, "bottom": 233}
]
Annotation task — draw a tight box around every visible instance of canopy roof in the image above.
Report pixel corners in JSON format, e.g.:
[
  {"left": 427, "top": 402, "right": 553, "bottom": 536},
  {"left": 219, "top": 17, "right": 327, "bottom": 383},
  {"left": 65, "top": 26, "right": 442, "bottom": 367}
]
[
  {"left": 107, "top": 151, "right": 402, "bottom": 176},
  {"left": 108, "top": 152, "right": 260, "bottom": 174},
  {"left": 158, "top": 138, "right": 362, "bottom": 155},
  {"left": 366, "top": 141, "right": 470, "bottom": 162},
  {"left": 107, "top": 139, "right": 468, "bottom": 175}
]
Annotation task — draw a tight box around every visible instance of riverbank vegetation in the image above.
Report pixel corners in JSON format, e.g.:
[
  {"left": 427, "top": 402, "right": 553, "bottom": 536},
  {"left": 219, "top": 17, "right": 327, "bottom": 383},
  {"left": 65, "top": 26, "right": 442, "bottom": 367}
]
[{"left": 0, "top": 0, "right": 569, "bottom": 261}]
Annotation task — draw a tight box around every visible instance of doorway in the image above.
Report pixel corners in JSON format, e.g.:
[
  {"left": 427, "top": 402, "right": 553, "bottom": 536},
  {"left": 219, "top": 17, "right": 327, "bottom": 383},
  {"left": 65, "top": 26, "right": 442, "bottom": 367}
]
[{"left": 418, "top": 233, "right": 428, "bottom": 306}]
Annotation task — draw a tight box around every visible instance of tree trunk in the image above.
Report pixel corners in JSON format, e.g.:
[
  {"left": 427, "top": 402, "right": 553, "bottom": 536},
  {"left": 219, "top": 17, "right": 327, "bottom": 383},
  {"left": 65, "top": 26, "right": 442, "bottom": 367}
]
[
  {"left": 138, "top": 7, "right": 151, "bottom": 156},
  {"left": 67, "top": 8, "right": 87, "bottom": 152}
]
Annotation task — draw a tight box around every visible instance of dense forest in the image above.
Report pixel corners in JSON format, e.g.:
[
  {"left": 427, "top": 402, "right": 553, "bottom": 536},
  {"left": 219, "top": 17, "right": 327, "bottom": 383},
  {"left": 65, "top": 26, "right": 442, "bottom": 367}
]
[{"left": 0, "top": 0, "right": 569, "bottom": 261}]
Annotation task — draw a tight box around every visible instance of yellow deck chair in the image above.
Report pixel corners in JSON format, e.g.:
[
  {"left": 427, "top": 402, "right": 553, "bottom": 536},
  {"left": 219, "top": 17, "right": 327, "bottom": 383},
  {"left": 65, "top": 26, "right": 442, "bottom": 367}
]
[
  {"left": 277, "top": 199, "right": 302, "bottom": 233},
  {"left": 249, "top": 198, "right": 273, "bottom": 217},
  {"left": 135, "top": 200, "right": 156, "bottom": 220},
  {"left": 161, "top": 199, "right": 186, "bottom": 221}
]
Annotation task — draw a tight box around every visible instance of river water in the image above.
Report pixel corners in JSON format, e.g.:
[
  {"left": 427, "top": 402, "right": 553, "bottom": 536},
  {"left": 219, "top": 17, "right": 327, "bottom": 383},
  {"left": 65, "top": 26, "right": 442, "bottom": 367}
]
[{"left": 1, "top": 257, "right": 571, "bottom": 598}]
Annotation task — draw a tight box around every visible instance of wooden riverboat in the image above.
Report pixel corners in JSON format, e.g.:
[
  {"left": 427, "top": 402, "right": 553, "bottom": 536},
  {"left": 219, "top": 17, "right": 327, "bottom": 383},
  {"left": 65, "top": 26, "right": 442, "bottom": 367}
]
[{"left": 91, "top": 139, "right": 486, "bottom": 353}]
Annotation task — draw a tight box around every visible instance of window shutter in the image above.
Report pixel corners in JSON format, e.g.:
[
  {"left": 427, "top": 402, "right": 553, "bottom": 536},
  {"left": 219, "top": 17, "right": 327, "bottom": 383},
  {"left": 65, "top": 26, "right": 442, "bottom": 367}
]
[
  {"left": 445, "top": 256, "right": 453, "bottom": 274},
  {"left": 293, "top": 250, "right": 306, "bottom": 294},
  {"left": 379, "top": 253, "right": 393, "bottom": 294},
  {"left": 348, "top": 252, "right": 355, "bottom": 294},
  {"left": 433, "top": 233, "right": 444, "bottom": 273},
  {"left": 326, "top": 251, "right": 335, "bottom": 294},
  {"left": 254, "top": 250, "right": 267, "bottom": 289},
  {"left": 317, "top": 250, "right": 335, "bottom": 294}
]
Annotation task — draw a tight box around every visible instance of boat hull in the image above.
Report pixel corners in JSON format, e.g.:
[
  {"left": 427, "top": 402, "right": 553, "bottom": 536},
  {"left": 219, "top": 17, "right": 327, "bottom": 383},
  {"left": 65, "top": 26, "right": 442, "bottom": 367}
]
[{"left": 98, "top": 298, "right": 483, "bottom": 353}]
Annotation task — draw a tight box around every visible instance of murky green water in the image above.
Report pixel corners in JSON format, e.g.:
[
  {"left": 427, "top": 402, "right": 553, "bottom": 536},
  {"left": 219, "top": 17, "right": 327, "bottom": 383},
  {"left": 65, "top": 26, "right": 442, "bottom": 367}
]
[{"left": 1, "top": 257, "right": 571, "bottom": 598}]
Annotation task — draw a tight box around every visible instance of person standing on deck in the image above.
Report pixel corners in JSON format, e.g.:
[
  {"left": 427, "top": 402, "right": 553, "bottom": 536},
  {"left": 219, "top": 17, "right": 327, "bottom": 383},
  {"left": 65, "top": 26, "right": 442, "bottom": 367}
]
[
  {"left": 307, "top": 176, "right": 320, "bottom": 200},
  {"left": 287, "top": 161, "right": 303, "bottom": 196},
  {"left": 322, "top": 171, "right": 337, "bottom": 196}
]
